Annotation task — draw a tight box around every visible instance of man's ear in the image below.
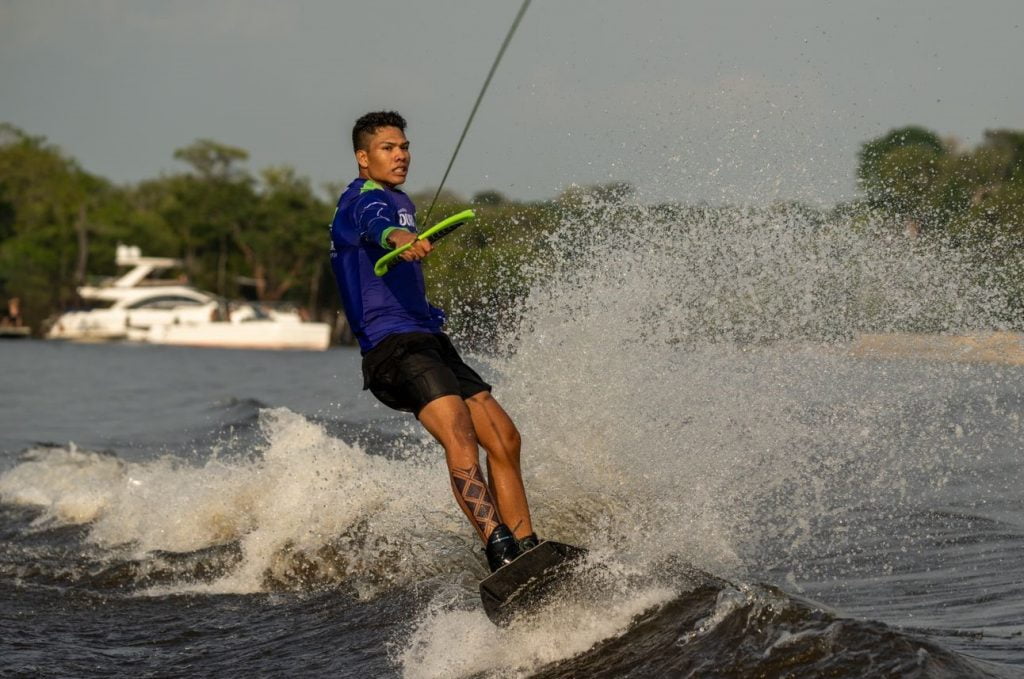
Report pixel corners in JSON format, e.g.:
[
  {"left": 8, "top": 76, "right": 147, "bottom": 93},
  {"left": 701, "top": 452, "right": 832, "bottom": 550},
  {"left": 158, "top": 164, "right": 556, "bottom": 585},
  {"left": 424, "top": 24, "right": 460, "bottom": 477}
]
[{"left": 355, "top": 149, "right": 369, "bottom": 169}]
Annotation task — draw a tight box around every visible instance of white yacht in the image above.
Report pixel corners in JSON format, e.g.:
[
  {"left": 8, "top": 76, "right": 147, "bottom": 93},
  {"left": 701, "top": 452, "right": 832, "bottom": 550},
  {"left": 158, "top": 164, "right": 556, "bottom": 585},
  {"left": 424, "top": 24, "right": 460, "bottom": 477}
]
[{"left": 46, "top": 245, "right": 331, "bottom": 351}]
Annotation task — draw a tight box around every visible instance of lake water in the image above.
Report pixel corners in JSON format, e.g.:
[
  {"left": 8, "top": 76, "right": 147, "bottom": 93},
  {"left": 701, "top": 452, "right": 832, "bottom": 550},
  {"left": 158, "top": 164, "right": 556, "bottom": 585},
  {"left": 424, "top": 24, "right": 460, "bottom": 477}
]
[{"left": 2, "top": 207, "right": 1023, "bottom": 677}]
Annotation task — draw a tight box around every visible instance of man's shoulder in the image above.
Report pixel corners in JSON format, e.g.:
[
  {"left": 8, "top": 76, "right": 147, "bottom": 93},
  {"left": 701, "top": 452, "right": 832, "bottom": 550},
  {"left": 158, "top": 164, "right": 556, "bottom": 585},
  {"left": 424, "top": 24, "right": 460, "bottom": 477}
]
[{"left": 341, "top": 179, "right": 415, "bottom": 223}]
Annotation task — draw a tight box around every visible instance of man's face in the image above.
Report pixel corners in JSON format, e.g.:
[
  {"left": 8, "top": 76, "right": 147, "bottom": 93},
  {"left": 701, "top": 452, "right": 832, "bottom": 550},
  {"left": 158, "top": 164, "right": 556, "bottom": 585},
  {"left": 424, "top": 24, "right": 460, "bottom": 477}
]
[{"left": 356, "top": 126, "right": 410, "bottom": 187}]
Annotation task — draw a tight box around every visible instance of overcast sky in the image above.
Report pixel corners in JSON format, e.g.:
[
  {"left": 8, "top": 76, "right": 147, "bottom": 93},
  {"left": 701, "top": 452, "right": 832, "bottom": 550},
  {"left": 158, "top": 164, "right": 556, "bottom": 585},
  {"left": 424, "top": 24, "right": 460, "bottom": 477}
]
[{"left": 1, "top": 0, "right": 1021, "bottom": 205}]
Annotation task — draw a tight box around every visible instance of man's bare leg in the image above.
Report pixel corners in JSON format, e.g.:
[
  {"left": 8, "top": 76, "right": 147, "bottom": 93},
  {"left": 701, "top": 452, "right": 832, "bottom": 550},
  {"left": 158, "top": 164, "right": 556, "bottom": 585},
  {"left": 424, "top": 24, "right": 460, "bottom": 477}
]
[
  {"left": 418, "top": 394, "right": 501, "bottom": 542},
  {"left": 466, "top": 391, "right": 534, "bottom": 540}
]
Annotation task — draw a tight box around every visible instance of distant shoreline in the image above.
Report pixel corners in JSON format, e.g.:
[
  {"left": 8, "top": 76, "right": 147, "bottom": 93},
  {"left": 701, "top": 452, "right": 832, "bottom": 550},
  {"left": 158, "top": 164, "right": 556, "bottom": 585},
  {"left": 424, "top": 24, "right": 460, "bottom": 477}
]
[{"left": 849, "top": 332, "right": 1024, "bottom": 366}]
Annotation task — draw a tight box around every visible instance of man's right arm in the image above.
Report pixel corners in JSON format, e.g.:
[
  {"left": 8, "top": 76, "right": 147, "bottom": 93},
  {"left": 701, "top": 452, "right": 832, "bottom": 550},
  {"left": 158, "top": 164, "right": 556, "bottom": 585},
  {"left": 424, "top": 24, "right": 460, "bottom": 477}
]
[
  {"left": 355, "top": 194, "right": 408, "bottom": 249},
  {"left": 386, "top": 228, "right": 432, "bottom": 261},
  {"left": 354, "top": 193, "right": 432, "bottom": 261}
]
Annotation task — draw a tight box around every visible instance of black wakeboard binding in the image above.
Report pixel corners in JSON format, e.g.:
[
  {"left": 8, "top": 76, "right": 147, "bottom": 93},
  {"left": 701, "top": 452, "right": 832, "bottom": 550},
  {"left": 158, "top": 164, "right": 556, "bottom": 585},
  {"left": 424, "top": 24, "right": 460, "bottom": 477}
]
[
  {"left": 485, "top": 524, "right": 521, "bottom": 572},
  {"left": 518, "top": 533, "right": 540, "bottom": 552}
]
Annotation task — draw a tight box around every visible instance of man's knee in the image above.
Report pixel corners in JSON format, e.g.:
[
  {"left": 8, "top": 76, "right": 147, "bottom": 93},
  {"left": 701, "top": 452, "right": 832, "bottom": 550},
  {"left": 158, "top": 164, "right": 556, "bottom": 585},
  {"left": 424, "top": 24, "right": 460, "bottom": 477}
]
[
  {"left": 468, "top": 392, "right": 521, "bottom": 454},
  {"left": 487, "top": 417, "right": 522, "bottom": 468},
  {"left": 420, "top": 394, "right": 478, "bottom": 452},
  {"left": 501, "top": 425, "right": 522, "bottom": 457},
  {"left": 452, "top": 416, "right": 479, "bottom": 450},
  {"left": 443, "top": 406, "right": 478, "bottom": 453}
]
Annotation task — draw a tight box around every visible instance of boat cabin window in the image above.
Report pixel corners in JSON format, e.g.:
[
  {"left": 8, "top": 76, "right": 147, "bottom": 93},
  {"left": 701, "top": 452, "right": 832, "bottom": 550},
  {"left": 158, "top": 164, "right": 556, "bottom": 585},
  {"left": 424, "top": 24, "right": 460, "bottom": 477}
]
[
  {"left": 72, "top": 299, "right": 115, "bottom": 310},
  {"left": 127, "top": 296, "right": 205, "bottom": 310},
  {"left": 241, "top": 304, "right": 271, "bottom": 321}
]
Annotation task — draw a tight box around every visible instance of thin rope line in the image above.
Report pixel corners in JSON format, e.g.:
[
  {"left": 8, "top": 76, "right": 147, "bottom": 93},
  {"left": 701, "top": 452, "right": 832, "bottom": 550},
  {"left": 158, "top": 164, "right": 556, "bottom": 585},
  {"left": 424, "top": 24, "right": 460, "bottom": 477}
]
[{"left": 421, "top": 0, "right": 531, "bottom": 226}]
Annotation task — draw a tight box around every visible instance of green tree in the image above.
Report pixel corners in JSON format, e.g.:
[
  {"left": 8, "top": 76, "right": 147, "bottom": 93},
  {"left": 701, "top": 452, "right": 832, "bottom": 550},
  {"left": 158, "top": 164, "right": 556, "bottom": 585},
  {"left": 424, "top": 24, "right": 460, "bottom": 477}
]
[
  {"left": 857, "top": 126, "right": 950, "bottom": 233},
  {"left": 169, "top": 139, "right": 255, "bottom": 296},
  {"left": 173, "top": 139, "right": 249, "bottom": 181},
  {"left": 238, "top": 165, "right": 328, "bottom": 304},
  {"left": 472, "top": 189, "right": 507, "bottom": 206},
  {"left": 0, "top": 124, "right": 112, "bottom": 330},
  {"left": 856, "top": 125, "right": 1024, "bottom": 322},
  {"left": 937, "top": 130, "right": 1024, "bottom": 245}
]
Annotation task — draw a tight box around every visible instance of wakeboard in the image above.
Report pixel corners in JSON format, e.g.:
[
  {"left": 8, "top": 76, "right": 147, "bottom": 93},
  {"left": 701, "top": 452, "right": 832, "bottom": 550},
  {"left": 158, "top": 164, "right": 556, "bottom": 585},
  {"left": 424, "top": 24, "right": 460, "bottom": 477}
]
[{"left": 479, "top": 540, "right": 588, "bottom": 625}]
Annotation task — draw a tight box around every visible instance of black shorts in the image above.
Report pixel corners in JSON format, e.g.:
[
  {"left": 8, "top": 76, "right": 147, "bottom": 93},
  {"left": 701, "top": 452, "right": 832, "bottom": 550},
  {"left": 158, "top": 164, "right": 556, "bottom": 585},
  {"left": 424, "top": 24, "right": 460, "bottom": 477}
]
[{"left": 361, "top": 332, "right": 492, "bottom": 416}]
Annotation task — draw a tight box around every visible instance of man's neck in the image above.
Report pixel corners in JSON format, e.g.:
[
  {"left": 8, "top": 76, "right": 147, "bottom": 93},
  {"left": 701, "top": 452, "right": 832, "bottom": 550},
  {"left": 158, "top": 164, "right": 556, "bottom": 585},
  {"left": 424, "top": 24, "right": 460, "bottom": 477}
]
[{"left": 359, "top": 171, "right": 395, "bottom": 190}]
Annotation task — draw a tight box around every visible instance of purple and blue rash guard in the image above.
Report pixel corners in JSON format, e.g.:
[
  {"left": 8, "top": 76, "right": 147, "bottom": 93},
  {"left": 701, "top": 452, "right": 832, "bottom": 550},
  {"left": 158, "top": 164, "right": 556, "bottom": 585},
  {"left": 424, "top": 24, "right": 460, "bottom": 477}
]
[{"left": 329, "top": 178, "right": 446, "bottom": 353}]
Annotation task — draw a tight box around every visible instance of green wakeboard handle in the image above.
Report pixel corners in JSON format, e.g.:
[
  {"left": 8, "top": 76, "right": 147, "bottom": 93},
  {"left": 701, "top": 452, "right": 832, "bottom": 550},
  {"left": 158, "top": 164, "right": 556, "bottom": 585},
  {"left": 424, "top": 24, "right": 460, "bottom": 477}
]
[{"left": 373, "top": 209, "right": 476, "bottom": 276}]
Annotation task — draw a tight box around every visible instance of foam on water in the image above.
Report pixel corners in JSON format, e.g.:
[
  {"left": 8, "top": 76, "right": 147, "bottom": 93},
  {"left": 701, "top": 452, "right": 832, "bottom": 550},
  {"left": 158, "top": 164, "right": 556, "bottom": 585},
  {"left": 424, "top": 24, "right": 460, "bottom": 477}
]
[
  {"left": 0, "top": 444, "right": 126, "bottom": 526},
  {"left": 489, "top": 202, "right": 1013, "bottom": 569},
  {"left": 397, "top": 200, "right": 1021, "bottom": 675},
  {"left": 398, "top": 569, "right": 675, "bottom": 679},
  {"left": 1, "top": 411, "right": 467, "bottom": 594}
]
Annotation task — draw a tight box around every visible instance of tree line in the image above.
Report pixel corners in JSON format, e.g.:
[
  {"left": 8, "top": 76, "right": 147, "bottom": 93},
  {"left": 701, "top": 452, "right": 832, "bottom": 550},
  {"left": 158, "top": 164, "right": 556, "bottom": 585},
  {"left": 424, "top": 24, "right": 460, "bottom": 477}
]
[
  {"left": 858, "top": 126, "right": 1024, "bottom": 243},
  {"left": 1, "top": 121, "right": 1022, "bottom": 341},
  {"left": 0, "top": 123, "right": 564, "bottom": 340},
  {"left": 856, "top": 125, "right": 1024, "bottom": 318}
]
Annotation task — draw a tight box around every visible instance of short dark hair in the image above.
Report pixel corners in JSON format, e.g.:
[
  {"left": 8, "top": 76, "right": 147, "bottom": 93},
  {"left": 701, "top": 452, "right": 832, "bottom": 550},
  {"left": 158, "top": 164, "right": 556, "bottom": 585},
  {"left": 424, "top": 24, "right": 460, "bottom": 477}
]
[{"left": 352, "top": 111, "right": 407, "bottom": 152}]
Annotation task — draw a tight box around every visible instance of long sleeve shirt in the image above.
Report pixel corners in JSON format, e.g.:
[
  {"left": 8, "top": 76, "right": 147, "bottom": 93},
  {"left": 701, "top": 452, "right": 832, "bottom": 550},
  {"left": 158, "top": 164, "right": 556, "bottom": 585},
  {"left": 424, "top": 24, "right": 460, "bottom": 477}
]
[{"left": 329, "top": 178, "right": 445, "bottom": 352}]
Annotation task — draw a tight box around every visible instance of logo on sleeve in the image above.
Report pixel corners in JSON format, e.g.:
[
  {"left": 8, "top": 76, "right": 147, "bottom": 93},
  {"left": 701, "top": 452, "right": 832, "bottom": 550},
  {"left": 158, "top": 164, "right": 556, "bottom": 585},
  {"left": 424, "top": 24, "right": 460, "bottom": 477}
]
[{"left": 398, "top": 210, "right": 416, "bottom": 228}]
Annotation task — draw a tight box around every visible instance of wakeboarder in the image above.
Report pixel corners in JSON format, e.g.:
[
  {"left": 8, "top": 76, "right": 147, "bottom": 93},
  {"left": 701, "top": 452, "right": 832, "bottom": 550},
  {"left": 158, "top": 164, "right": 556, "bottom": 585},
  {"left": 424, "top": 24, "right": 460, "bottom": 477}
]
[{"left": 329, "top": 111, "right": 537, "bottom": 572}]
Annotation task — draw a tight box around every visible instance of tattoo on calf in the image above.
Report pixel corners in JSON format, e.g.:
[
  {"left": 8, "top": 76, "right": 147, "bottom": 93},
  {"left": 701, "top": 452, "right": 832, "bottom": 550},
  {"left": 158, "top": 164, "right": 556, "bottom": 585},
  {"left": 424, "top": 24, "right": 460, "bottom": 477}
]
[{"left": 451, "top": 464, "right": 499, "bottom": 538}]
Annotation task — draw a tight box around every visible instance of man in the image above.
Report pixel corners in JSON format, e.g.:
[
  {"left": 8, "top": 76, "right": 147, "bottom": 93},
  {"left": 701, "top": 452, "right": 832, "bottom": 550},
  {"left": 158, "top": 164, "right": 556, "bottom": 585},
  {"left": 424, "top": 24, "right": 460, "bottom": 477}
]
[{"left": 329, "top": 111, "right": 537, "bottom": 572}]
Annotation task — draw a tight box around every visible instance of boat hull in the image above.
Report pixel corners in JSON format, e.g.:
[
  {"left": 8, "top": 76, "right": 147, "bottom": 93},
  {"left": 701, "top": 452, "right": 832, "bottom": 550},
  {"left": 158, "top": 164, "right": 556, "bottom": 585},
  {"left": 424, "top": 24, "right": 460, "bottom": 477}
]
[{"left": 145, "top": 320, "right": 332, "bottom": 351}]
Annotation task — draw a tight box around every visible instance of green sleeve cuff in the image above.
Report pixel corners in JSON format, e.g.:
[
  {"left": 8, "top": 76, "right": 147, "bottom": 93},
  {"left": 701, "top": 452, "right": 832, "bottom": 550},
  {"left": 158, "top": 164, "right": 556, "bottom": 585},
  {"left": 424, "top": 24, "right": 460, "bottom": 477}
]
[{"left": 380, "top": 227, "right": 412, "bottom": 249}]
